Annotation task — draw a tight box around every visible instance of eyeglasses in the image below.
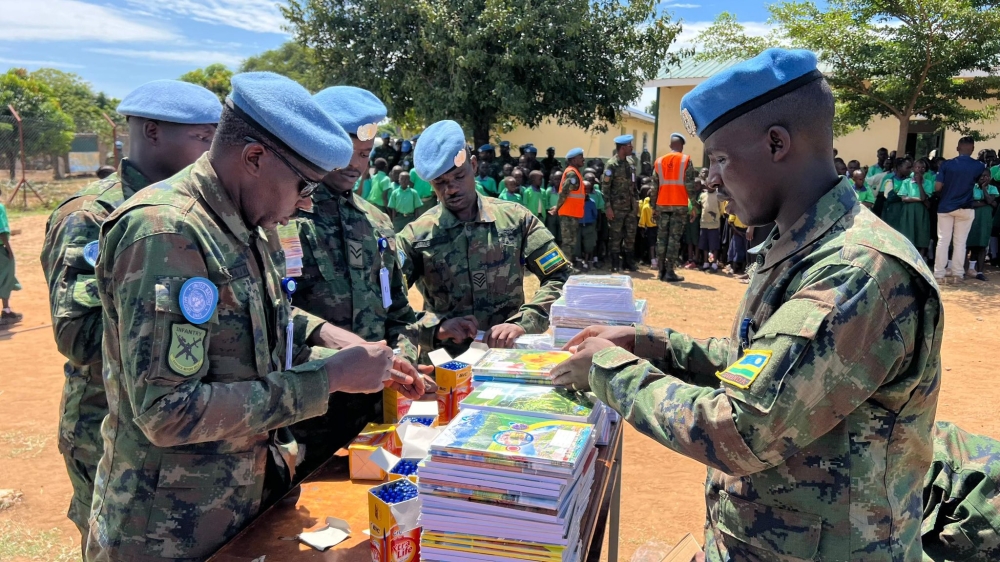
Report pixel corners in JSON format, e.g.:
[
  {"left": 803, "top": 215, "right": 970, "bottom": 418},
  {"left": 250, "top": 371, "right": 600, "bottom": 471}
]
[{"left": 244, "top": 136, "right": 321, "bottom": 199}]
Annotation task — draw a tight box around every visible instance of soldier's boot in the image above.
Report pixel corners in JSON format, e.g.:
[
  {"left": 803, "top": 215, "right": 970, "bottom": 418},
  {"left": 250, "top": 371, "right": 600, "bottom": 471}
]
[
  {"left": 611, "top": 256, "right": 620, "bottom": 273},
  {"left": 623, "top": 255, "right": 637, "bottom": 272},
  {"left": 662, "top": 268, "right": 685, "bottom": 283}
]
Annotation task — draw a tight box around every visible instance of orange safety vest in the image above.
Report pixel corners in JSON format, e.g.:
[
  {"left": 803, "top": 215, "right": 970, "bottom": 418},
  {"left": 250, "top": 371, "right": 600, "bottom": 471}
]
[
  {"left": 557, "top": 166, "right": 585, "bottom": 218},
  {"left": 655, "top": 152, "right": 691, "bottom": 207}
]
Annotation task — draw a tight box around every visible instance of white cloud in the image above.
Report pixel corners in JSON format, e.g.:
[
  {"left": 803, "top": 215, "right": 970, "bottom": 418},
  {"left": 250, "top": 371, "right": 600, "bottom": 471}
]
[
  {"left": 124, "top": 0, "right": 289, "bottom": 34},
  {"left": 0, "top": 0, "right": 177, "bottom": 42},
  {"left": 674, "top": 20, "right": 774, "bottom": 49},
  {"left": 88, "top": 48, "right": 245, "bottom": 67},
  {"left": 662, "top": 3, "right": 701, "bottom": 8},
  {"left": 0, "top": 57, "right": 84, "bottom": 69}
]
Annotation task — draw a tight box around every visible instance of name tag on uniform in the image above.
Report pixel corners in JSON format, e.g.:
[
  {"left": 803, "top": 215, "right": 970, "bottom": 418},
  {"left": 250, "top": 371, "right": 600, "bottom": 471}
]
[
  {"left": 379, "top": 267, "right": 392, "bottom": 308},
  {"left": 717, "top": 350, "right": 771, "bottom": 389}
]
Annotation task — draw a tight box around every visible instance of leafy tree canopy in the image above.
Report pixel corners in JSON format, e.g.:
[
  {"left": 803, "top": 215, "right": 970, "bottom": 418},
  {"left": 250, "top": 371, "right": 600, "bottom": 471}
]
[
  {"left": 180, "top": 63, "right": 235, "bottom": 103},
  {"left": 284, "top": 0, "right": 685, "bottom": 146}
]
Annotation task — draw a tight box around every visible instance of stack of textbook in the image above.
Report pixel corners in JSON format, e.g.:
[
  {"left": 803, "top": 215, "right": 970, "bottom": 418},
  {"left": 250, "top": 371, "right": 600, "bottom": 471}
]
[
  {"left": 550, "top": 275, "right": 647, "bottom": 347},
  {"left": 418, "top": 408, "right": 598, "bottom": 562},
  {"left": 471, "top": 348, "right": 572, "bottom": 386}
]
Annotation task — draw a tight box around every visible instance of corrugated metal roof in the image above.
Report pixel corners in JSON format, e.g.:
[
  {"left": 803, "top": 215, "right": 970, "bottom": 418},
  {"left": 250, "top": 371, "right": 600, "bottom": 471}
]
[{"left": 657, "top": 57, "right": 742, "bottom": 80}]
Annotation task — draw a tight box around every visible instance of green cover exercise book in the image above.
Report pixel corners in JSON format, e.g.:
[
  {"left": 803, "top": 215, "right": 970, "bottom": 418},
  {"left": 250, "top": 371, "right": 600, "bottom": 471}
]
[
  {"left": 471, "top": 349, "right": 572, "bottom": 382},
  {"left": 461, "top": 382, "right": 595, "bottom": 423},
  {"left": 430, "top": 409, "right": 594, "bottom": 468}
]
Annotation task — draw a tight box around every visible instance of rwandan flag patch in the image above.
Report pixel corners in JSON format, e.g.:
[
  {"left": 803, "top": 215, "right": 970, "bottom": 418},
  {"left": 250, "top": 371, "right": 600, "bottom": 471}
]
[
  {"left": 717, "top": 350, "right": 772, "bottom": 389},
  {"left": 535, "top": 248, "right": 568, "bottom": 275}
]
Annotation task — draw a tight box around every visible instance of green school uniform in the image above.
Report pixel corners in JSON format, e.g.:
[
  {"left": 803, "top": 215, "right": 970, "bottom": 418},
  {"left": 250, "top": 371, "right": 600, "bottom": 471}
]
[
  {"left": 499, "top": 190, "right": 523, "bottom": 205},
  {"left": 0, "top": 202, "right": 20, "bottom": 300},
  {"left": 968, "top": 185, "right": 999, "bottom": 247},
  {"left": 411, "top": 170, "right": 433, "bottom": 199},
  {"left": 590, "top": 189, "right": 606, "bottom": 211},
  {"left": 476, "top": 176, "right": 498, "bottom": 197},
  {"left": 389, "top": 186, "right": 423, "bottom": 215},
  {"left": 880, "top": 175, "right": 907, "bottom": 231},
  {"left": 522, "top": 186, "right": 546, "bottom": 219},
  {"left": 854, "top": 184, "right": 875, "bottom": 205},
  {"left": 366, "top": 171, "right": 390, "bottom": 208},
  {"left": 896, "top": 176, "right": 933, "bottom": 249}
]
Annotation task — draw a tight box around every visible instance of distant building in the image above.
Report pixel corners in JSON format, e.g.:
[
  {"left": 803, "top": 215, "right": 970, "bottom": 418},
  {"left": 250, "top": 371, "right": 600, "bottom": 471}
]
[
  {"left": 493, "top": 107, "right": 656, "bottom": 159},
  {"left": 647, "top": 56, "right": 1000, "bottom": 167}
]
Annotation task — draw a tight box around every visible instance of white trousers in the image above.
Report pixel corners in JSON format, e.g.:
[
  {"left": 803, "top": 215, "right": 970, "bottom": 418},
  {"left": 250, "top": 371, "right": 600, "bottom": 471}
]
[{"left": 934, "top": 208, "right": 975, "bottom": 279}]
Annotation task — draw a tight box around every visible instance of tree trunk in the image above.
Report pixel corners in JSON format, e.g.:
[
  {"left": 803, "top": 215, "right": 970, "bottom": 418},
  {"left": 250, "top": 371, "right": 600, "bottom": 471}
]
[
  {"left": 896, "top": 115, "right": 910, "bottom": 156},
  {"left": 472, "top": 122, "right": 491, "bottom": 152},
  {"left": 51, "top": 153, "right": 63, "bottom": 180}
]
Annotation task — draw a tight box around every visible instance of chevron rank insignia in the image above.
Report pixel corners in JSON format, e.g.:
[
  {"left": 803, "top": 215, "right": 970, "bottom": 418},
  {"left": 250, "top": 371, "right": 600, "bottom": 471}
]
[
  {"left": 534, "top": 248, "right": 568, "bottom": 275},
  {"left": 347, "top": 240, "right": 364, "bottom": 268},
  {"left": 472, "top": 270, "right": 487, "bottom": 289},
  {"left": 717, "top": 350, "right": 772, "bottom": 389}
]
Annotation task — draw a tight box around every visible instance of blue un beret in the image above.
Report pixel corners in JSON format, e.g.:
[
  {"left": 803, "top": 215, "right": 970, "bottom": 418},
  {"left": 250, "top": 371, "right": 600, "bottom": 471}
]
[
  {"left": 681, "top": 48, "right": 821, "bottom": 141},
  {"left": 524, "top": 146, "right": 537, "bottom": 154},
  {"left": 414, "top": 120, "right": 468, "bottom": 181},
  {"left": 229, "top": 72, "right": 352, "bottom": 173},
  {"left": 566, "top": 147, "right": 584, "bottom": 159},
  {"left": 479, "top": 144, "right": 494, "bottom": 152},
  {"left": 117, "top": 80, "right": 222, "bottom": 124},
  {"left": 312, "top": 86, "right": 386, "bottom": 141},
  {"left": 614, "top": 135, "right": 633, "bottom": 145},
  {"left": 670, "top": 132, "right": 686, "bottom": 144},
  {"left": 499, "top": 141, "right": 510, "bottom": 148},
  {"left": 401, "top": 140, "right": 412, "bottom": 153}
]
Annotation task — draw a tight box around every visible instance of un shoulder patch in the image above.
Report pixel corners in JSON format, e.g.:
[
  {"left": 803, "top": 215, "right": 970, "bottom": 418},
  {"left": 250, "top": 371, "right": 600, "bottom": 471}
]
[
  {"left": 167, "top": 323, "right": 207, "bottom": 377},
  {"left": 717, "top": 350, "right": 771, "bottom": 389},
  {"left": 534, "top": 247, "right": 568, "bottom": 275}
]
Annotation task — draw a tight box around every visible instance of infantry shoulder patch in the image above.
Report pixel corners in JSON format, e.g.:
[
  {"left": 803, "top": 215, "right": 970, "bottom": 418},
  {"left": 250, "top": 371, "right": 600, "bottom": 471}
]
[
  {"left": 72, "top": 276, "right": 101, "bottom": 307},
  {"left": 534, "top": 247, "right": 568, "bottom": 275},
  {"left": 717, "top": 350, "right": 772, "bottom": 389},
  {"left": 167, "top": 323, "right": 207, "bottom": 376}
]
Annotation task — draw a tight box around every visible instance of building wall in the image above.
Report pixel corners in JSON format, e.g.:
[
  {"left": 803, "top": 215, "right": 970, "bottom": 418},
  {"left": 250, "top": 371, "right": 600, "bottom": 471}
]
[
  {"left": 656, "top": 85, "right": 1000, "bottom": 168},
  {"left": 495, "top": 114, "right": 655, "bottom": 159}
]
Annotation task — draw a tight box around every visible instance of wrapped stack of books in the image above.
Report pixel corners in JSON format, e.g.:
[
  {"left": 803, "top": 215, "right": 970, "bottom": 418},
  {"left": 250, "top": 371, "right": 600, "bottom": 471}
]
[
  {"left": 551, "top": 275, "right": 647, "bottom": 347},
  {"left": 461, "top": 381, "right": 612, "bottom": 445},
  {"left": 471, "top": 348, "right": 572, "bottom": 386},
  {"left": 418, "top": 408, "right": 598, "bottom": 562}
]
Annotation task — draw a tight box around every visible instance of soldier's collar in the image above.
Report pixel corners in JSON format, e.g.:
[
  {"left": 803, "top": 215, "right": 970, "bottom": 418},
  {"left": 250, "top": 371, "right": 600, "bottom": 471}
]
[
  {"left": 118, "top": 158, "right": 152, "bottom": 200},
  {"left": 192, "top": 155, "right": 255, "bottom": 246},
  {"left": 438, "top": 193, "right": 496, "bottom": 228},
  {"left": 757, "top": 177, "right": 857, "bottom": 274}
]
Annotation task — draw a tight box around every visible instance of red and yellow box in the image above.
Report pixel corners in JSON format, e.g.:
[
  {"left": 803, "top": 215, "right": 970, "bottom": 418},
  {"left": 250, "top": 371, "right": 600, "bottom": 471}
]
[
  {"left": 434, "top": 360, "right": 471, "bottom": 424},
  {"left": 348, "top": 423, "right": 401, "bottom": 481},
  {"left": 369, "top": 480, "right": 421, "bottom": 562}
]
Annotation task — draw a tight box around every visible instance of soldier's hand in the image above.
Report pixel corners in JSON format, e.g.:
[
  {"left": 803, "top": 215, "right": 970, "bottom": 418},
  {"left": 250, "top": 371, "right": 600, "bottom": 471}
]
[
  {"left": 606, "top": 208, "right": 615, "bottom": 221},
  {"left": 383, "top": 356, "right": 425, "bottom": 399},
  {"left": 324, "top": 341, "right": 393, "bottom": 394},
  {"left": 484, "top": 323, "right": 526, "bottom": 349},
  {"left": 562, "top": 325, "right": 635, "bottom": 353},
  {"left": 550, "top": 337, "right": 616, "bottom": 391},
  {"left": 437, "top": 316, "right": 478, "bottom": 343},
  {"left": 309, "top": 322, "right": 367, "bottom": 349},
  {"left": 416, "top": 365, "right": 438, "bottom": 397}
]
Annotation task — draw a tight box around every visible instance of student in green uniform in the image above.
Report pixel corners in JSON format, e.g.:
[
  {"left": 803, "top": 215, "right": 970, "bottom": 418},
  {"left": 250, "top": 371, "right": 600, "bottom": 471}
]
[
  {"left": 410, "top": 167, "right": 436, "bottom": 216},
  {"left": 967, "top": 169, "right": 998, "bottom": 280},
  {"left": 880, "top": 156, "right": 912, "bottom": 232},
  {"left": 897, "top": 158, "right": 934, "bottom": 257},
  {"left": 0, "top": 192, "right": 22, "bottom": 325},
  {"left": 867, "top": 147, "right": 889, "bottom": 179},
  {"left": 389, "top": 171, "right": 424, "bottom": 232},
  {"left": 522, "top": 170, "right": 547, "bottom": 220},
  {"left": 476, "top": 162, "right": 498, "bottom": 197},
  {"left": 366, "top": 158, "right": 391, "bottom": 209},
  {"left": 852, "top": 169, "right": 875, "bottom": 208},
  {"left": 585, "top": 171, "right": 608, "bottom": 266},
  {"left": 499, "top": 176, "right": 523, "bottom": 204}
]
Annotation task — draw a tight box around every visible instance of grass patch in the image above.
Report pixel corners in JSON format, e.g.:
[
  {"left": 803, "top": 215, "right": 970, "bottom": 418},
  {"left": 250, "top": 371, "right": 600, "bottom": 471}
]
[
  {"left": 4, "top": 177, "right": 94, "bottom": 219},
  {"left": 0, "top": 520, "right": 77, "bottom": 562},
  {"left": 0, "top": 430, "right": 51, "bottom": 458}
]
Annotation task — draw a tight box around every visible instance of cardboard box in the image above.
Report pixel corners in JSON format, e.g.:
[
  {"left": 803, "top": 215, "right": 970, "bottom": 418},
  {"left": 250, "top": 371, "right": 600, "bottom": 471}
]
[
  {"left": 369, "top": 480, "right": 421, "bottom": 562},
  {"left": 349, "top": 423, "right": 401, "bottom": 481},
  {"left": 383, "top": 387, "right": 414, "bottom": 424},
  {"left": 387, "top": 458, "right": 421, "bottom": 483},
  {"left": 398, "top": 400, "right": 440, "bottom": 427},
  {"left": 428, "top": 345, "right": 488, "bottom": 424}
]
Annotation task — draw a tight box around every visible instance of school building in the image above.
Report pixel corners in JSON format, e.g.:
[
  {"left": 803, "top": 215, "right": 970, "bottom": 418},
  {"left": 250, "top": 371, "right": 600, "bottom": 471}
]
[
  {"left": 647, "top": 57, "right": 1000, "bottom": 168},
  {"left": 493, "top": 107, "right": 656, "bottom": 159}
]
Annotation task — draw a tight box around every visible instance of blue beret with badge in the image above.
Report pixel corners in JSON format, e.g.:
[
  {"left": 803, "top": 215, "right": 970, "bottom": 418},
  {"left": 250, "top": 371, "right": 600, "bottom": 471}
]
[
  {"left": 566, "top": 147, "right": 584, "bottom": 159},
  {"left": 614, "top": 134, "right": 633, "bottom": 145},
  {"left": 401, "top": 140, "right": 412, "bottom": 153},
  {"left": 414, "top": 120, "right": 468, "bottom": 182},
  {"left": 524, "top": 146, "right": 537, "bottom": 154},
  {"left": 670, "top": 132, "right": 686, "bottom": 144},
  {"left": 312, "top": 86, "right": 386, "bottom": 142},
  {"left": 499, "top": 141, "right": 510, "bottom": 148},
  {"left": 117, "top": 80, "right": 222, "bottom": 124},
  {"left": 680, "top": 48, "right": 822, "bottom": 141},
  {"left": 479, "top": 144, "right": 494, "bottom": 152},
  {"left": 228, "top": 72, "right": 352, "bottom": 173}
]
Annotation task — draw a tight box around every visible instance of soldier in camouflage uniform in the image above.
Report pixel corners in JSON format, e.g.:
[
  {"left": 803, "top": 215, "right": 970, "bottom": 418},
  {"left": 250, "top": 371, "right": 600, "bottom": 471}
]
[
  {"left": 555, "top": 149, "right": 586, "bottom": 265},
  {"left": 371, "top": 133, "right": 397, "bottom": 168},
  {"left": 399, "top": 120, "right": 571, "bottom": 358},
  {"left": 651, "top": 133, "right": 699, "bottom": 282},
  {"left": 39, "top": 80, "right": 222, "bottom": 549},
  {"left": 86, "top": 73, "right": 419, "bottom": 562},
  {"left": 288, "top": 86, "right": 427, "bottom": 478},
  {"left": 603, "top": 135, "right": 640, "bottom": 272},
  {"left": 498, "top": 140, "right": 517, "bottom": 169},
  {"left": 552, "top": 50, "right": 943, "bottom": 561},
  {"left": 477, "top": 144, "right": 503, "bottom": 184}
]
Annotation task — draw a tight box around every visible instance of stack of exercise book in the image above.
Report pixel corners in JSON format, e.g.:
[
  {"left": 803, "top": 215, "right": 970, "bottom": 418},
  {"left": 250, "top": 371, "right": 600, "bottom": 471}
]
[
  {"left": 550, "top": 275, "right": 647, "bottom": 347},
  {"left": 460, "top": 381, "right": 612, "bottom": 446},
  {"left": 471, "top": 348, "right": 572, "bottom": 386},
  {"left": 418, "top": 408, "right": 597, "bottom": 562}
]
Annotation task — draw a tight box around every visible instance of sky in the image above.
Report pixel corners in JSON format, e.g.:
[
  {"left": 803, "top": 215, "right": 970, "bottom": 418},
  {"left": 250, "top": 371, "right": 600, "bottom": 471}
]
[{"left": 1, "top": 0, "right": 776, "bottom": 110}]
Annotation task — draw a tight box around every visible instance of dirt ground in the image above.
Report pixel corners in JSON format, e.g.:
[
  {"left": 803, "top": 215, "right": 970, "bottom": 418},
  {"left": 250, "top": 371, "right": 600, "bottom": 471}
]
[{"left": 2, "top": 210, "right": 999, "bottom": 561}]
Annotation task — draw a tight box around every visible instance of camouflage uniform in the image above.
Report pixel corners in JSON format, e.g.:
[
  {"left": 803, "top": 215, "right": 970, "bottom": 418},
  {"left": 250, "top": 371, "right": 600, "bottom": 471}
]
[
  {"left": 589, "top": 179, "right": 942, "bottom": 561},
  {"left": 922, "top": 421, "right": 1000, "bottom": 562},
  {"left": 288, "top": 185, "right": 418, "bottom": 476},
  {"left": 372, "top": 144, "right": 398, "bottom": 169},
  {"left": 88, "top": 155, "right": 332, "bottom": 561},
  {"left": 557, "top": 167, "right": 584, "bottom": 261},
  {"left": 603, "top": 154, "right": 639, "bottom": 265},
  {"left": 39, "top": 159, "right": 149, "bottom": 541},
  {"left": 651, "top": 156, "right": 699, "bottom": 273},
  {"left": 398, "top": 195, "right": 570, "bottom": 361}
]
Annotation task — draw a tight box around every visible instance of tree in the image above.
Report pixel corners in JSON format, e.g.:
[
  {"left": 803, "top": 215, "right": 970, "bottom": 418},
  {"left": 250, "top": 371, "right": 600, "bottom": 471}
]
[
  {"left": 645, "top": 99, "right": 658, "bottom": 116},
  {"left": 694, "top": 1, "right": 1000, "bottom": 153},
  {"left": 0, "top": 69, "right": 74, "bottom": 179},
  {"left": 241, "top": 42, "right": 327, "bottom": 92},
  {"left": 180, "top": 64, "right": 234, "bottom": 103},
  {"left": 283, "top": 0, "right": 685, "bottom": 147}
]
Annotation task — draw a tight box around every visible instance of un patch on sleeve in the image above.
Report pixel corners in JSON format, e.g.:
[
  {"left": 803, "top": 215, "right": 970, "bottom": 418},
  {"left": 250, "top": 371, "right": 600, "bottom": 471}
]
[
  {"left": 717, "top": 350, "right": 772, "bottom": 389},
  {"left": 534, "top": 247, "right": 568, "bottom": 275}
]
